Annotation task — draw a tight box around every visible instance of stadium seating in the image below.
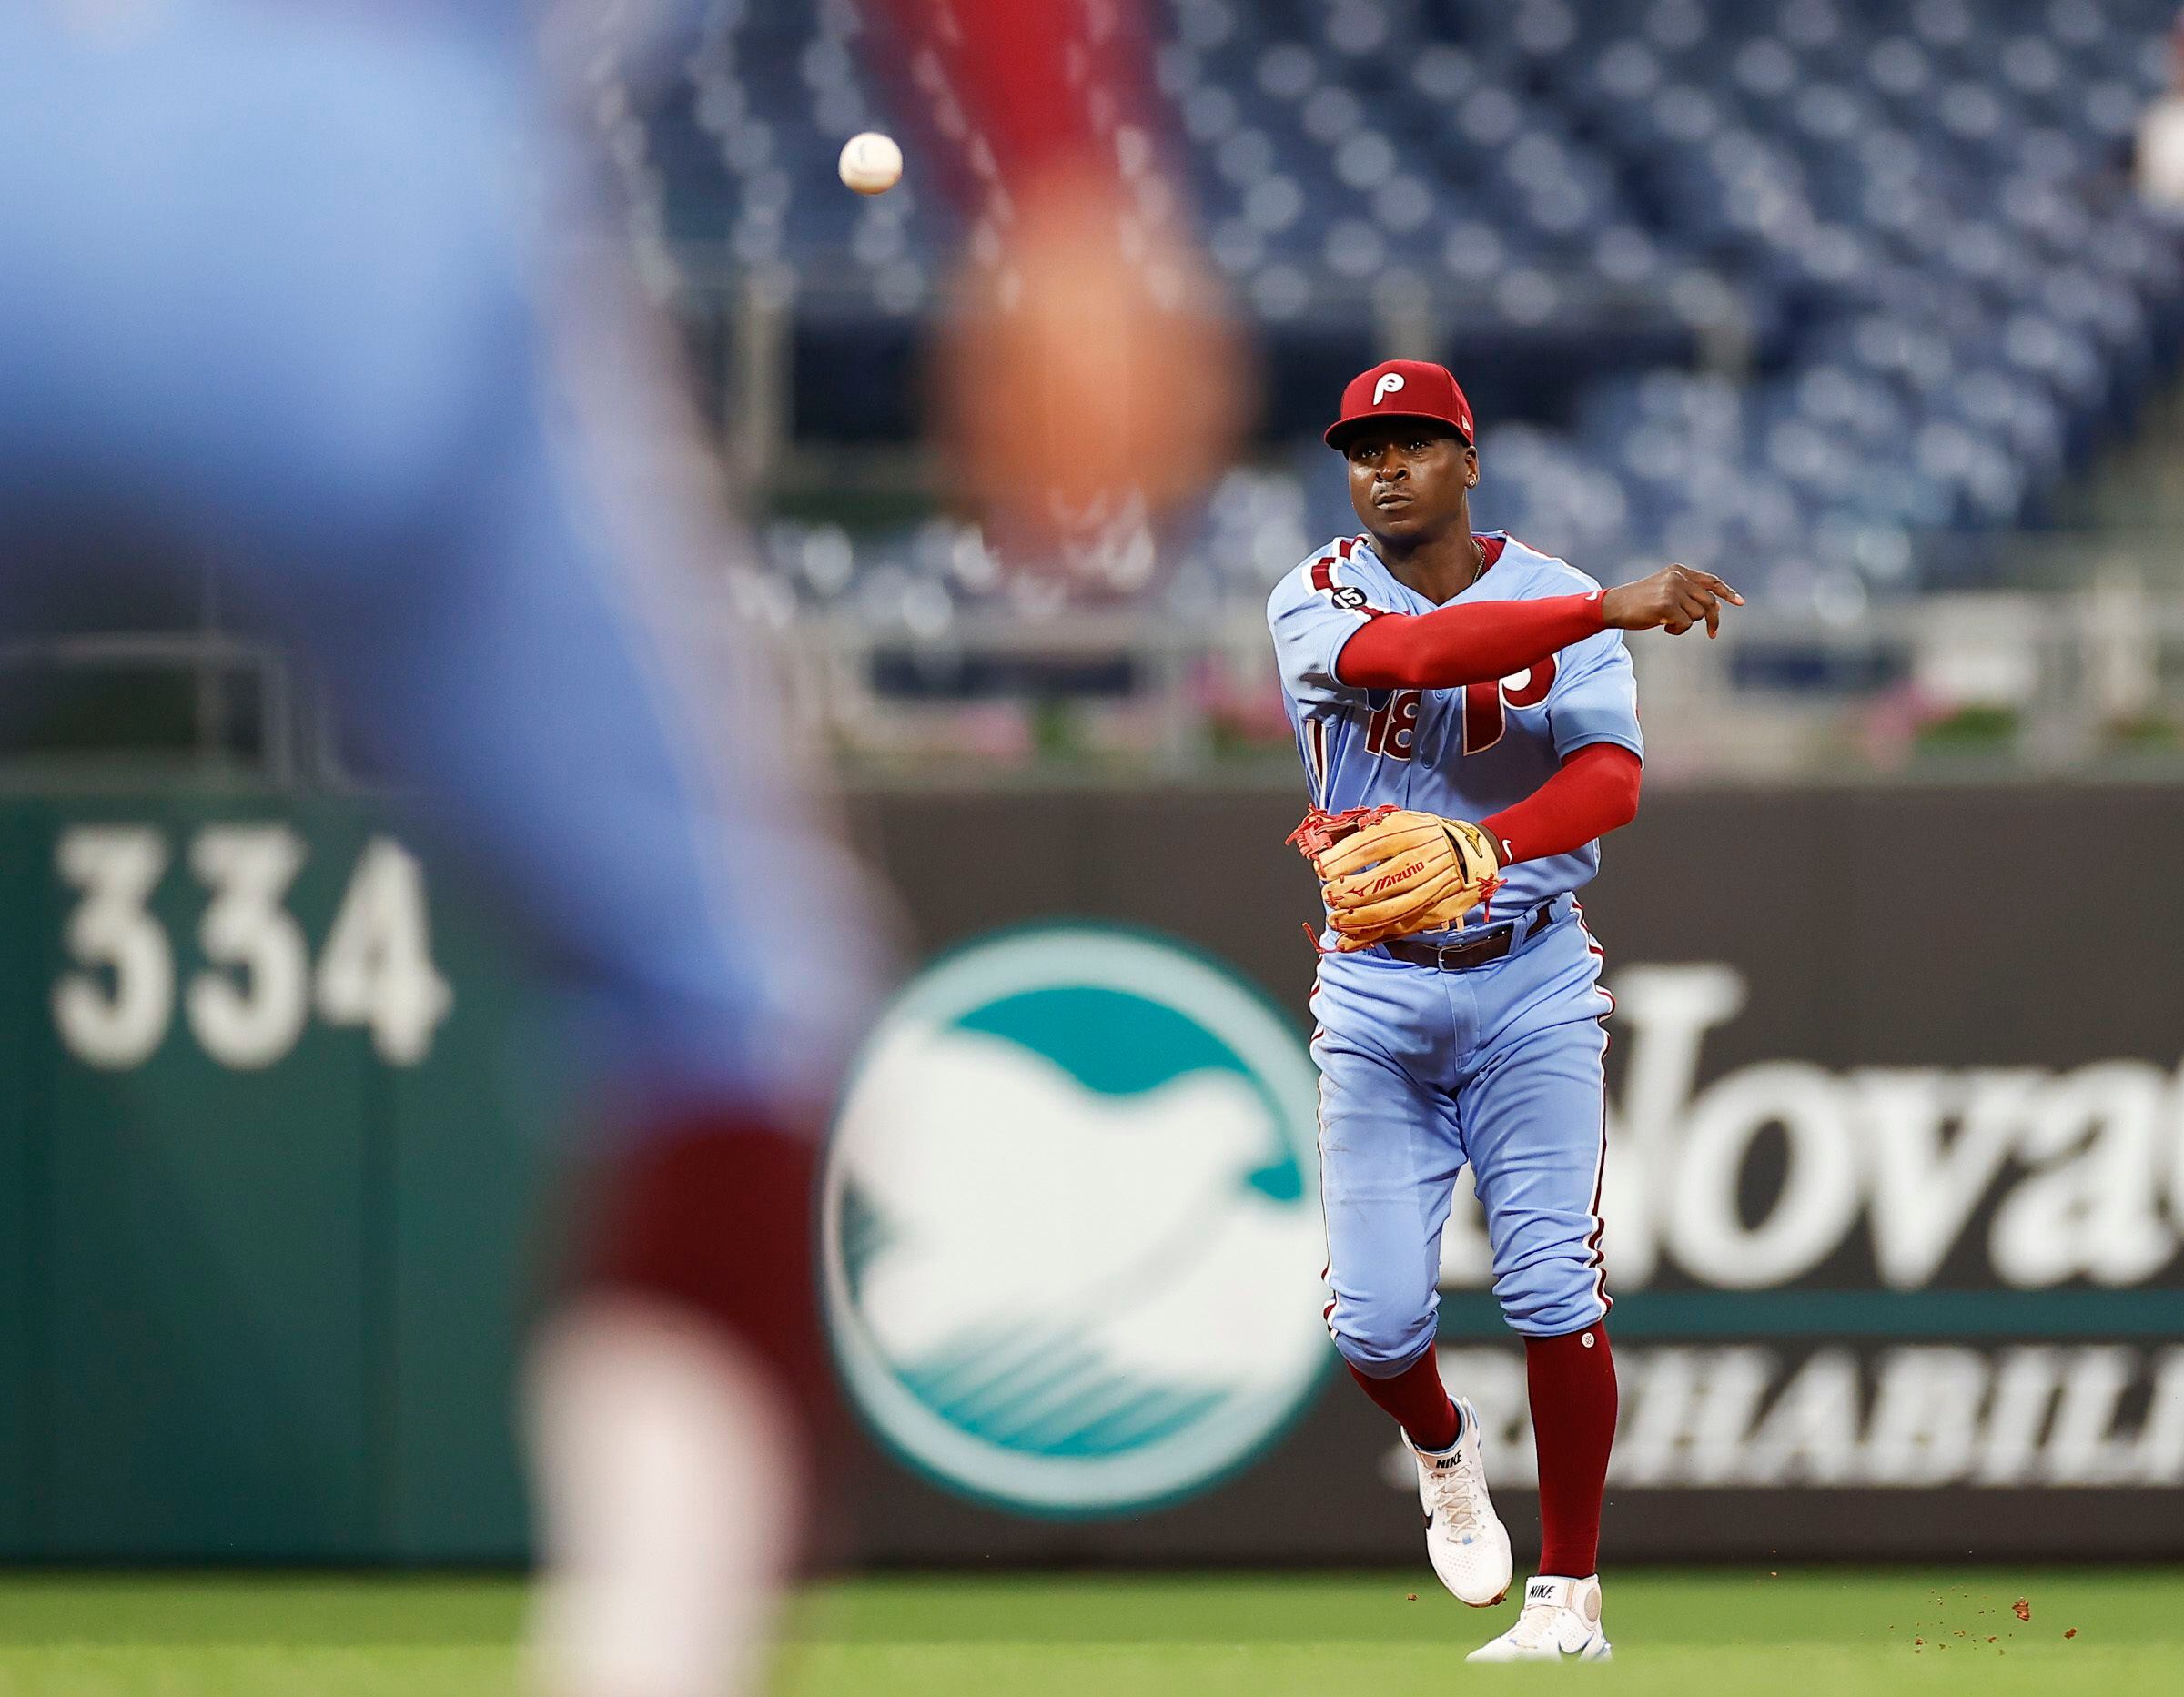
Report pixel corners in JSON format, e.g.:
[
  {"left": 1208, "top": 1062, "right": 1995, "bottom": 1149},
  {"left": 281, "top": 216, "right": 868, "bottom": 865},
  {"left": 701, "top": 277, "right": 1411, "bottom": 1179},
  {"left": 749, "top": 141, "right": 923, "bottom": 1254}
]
[{"left": 633, "top": 0, "right": 2184, "bottom": 616}]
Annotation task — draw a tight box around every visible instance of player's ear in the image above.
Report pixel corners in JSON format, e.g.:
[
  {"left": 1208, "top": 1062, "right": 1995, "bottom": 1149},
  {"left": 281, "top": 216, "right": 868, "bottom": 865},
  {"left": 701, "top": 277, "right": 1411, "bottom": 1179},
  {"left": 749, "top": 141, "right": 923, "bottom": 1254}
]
[{"left": 1462, "top": 444, "right": 1479, "bottom": 488}]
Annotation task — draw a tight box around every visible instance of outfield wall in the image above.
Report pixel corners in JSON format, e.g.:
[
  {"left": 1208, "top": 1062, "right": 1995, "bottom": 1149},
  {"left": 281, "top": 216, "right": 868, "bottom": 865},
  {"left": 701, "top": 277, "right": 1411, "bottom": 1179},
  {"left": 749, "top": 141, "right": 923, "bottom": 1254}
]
[{"left": 2, "top": 784, "right": 2179, "bottom": 1564}]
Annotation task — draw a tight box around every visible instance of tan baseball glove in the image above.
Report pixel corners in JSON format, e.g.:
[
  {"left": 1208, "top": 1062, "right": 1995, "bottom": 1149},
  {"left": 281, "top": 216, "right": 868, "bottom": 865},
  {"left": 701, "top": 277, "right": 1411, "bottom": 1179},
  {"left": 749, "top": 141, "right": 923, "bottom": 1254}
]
[{"left": 1288, "top": 804, "right": 1503, "bottom": 952}]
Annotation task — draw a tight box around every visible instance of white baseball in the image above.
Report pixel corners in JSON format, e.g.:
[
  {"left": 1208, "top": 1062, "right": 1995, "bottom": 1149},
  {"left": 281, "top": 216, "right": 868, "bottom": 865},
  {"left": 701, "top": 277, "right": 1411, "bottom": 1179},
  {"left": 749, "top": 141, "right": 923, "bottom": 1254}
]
[{"left": 838, "top": 131, "right": 904, "bottom": 196}]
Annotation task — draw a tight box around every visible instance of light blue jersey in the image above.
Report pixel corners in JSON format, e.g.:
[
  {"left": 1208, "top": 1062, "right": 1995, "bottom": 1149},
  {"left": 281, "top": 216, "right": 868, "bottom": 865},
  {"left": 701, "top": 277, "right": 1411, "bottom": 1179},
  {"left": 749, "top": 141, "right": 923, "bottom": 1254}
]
[
  {"left": 1266, "top": 529, "right": 1633, "bottom": 1369},
  {"left": 1267, "top": 531, "right": 1642, "bottom": 929},
  {"left": 0, "top": 2, "right": 880, "bottom": 1121}
]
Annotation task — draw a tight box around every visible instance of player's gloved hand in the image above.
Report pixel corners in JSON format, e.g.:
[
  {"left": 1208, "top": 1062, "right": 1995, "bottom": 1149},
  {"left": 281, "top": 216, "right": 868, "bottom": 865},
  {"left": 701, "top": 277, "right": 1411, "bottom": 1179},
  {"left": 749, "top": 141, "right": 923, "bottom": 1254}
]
[
  {"left": 1288, "top": 805, "right": 1503, "bottom": 952},
  {"left": 1600, "top": 564, "right": 1744, "bottom": 638}
]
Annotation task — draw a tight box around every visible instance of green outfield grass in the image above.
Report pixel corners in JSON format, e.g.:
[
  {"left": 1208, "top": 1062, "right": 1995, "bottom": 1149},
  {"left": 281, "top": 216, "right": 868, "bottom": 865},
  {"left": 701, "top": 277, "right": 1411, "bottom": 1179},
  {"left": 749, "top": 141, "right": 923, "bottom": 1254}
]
[{"left": 0, "top": 1568, "right": 2173, "bottom": 1695}]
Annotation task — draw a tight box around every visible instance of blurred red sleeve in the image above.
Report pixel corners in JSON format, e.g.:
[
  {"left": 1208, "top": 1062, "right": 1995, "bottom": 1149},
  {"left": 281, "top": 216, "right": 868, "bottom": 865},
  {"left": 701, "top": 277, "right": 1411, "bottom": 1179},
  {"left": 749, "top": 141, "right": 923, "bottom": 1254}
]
[{"left": 859, "top": 0, "right": 1153, "bottom": 198}]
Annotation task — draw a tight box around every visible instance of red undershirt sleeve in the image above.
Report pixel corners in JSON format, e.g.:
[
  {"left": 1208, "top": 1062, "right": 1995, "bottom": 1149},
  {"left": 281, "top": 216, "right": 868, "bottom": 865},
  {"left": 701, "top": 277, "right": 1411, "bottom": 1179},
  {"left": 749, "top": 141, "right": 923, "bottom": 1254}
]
[
  {"left": 1479, "top": 743, "right": 1643, "bottom": 865},
  {"left": 1334, "top": 592, "right": 1607, "bottom": 691}
]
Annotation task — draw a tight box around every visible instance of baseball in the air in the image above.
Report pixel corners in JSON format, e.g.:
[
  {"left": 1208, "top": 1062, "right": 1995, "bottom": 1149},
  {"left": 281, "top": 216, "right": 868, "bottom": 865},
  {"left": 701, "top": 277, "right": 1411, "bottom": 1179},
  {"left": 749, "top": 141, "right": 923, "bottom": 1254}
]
[{"left": 838, "top": 131, "right": 904, "bottom": 196}]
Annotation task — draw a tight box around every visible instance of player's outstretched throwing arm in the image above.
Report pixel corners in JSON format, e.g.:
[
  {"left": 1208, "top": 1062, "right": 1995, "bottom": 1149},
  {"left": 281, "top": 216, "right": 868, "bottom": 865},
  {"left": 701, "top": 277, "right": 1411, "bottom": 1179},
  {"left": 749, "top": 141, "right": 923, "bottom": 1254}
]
[{"left": 1337, "top": 563, "right": 1744, "bottom": 692}]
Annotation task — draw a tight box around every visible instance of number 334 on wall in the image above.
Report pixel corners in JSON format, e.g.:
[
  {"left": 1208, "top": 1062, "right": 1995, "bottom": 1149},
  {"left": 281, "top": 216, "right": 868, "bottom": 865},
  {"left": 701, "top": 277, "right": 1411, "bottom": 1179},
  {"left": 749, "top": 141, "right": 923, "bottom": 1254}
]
[{"left": 52, "top": 823, "right": 453, "bottom": 1072}]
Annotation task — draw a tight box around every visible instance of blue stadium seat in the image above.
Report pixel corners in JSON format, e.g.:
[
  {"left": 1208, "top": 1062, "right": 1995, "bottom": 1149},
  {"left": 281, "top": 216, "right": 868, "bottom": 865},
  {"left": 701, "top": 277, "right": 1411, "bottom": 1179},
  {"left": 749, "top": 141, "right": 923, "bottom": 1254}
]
[{"left": 617, "top": 0, "right": 2184, "bottom": 613}]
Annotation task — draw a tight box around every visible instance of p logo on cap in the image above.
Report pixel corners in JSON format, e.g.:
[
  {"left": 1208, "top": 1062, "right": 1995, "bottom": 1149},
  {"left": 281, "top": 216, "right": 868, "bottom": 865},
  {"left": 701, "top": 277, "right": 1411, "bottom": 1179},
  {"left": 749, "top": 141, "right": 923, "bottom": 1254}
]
[{"left": 1325, "top": 359, "right": 1475, "bottom": 450}]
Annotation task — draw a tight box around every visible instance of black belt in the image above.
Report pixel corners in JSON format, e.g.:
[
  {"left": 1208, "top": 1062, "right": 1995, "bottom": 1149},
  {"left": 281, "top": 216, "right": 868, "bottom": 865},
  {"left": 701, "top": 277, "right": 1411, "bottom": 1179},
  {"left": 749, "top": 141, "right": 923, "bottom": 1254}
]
[{"left": 1378, "top": 902, "right": 1558, "bottom": 972}]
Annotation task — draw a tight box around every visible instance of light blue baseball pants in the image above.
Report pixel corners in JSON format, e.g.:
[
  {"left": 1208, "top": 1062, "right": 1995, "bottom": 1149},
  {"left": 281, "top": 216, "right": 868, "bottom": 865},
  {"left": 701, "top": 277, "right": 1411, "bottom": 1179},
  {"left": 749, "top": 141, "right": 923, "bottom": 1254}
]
[{"left": 1310, "top": 903, "right": 1613, "bottom": 1375}]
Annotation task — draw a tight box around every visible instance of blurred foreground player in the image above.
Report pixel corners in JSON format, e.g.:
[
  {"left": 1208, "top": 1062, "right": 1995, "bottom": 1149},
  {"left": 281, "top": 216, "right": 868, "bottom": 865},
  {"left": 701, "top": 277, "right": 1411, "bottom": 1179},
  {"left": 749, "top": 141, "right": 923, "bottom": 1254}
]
[
  {"left": 0, "top": 7, "right": 882, "bottom": 1696},
  {"left": 1269, "top": 362, "right": 1740, "bottom": 1661},
  {"left": 0, "top": 3, "right": 1236, "bottom": 1692}
]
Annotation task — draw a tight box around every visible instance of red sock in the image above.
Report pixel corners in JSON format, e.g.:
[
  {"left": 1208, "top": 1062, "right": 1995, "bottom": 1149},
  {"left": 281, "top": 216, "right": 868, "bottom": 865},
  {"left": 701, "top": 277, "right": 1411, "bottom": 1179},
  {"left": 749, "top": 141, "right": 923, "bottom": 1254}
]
[
  {"left": 579, "top": 1113, "right": 835, "bottom": 1446},
  {"left": 1346, "top": 1351, "right": 1459, "bottom": 1451},
  {"left": 1526, "top": 1323, "right": 1618, "bottom": 1578}
]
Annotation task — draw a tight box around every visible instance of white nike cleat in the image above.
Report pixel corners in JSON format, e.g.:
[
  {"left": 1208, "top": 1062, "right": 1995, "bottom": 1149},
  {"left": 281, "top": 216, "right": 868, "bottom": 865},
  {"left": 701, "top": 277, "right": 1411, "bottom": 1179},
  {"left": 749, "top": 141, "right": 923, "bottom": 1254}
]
[
  {"left": 1466, "top": 1573, "right": 1613, "bottom": 1662},
  {"left": 1410, "top": 1397, "right": 1512, "bottom": 1607}
]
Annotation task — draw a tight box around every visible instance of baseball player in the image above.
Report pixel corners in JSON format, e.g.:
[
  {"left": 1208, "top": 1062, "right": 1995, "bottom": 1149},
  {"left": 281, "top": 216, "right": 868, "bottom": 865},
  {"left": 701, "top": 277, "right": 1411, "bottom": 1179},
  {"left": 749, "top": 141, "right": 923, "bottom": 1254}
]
[
  {"left": 1267, "top": 359, "right": 1739, "bottom": 1662},
  {"left": 0, "top": 12, "right": 886, "bottom": 1695},
  {"left": 0, "top": 5, "right": 1222, "bottom": 1692}
]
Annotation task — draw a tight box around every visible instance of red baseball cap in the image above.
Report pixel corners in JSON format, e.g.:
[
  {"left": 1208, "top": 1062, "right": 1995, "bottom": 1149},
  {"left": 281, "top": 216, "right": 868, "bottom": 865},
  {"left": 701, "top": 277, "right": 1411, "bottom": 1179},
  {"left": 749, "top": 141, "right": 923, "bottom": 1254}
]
[{"left": 1325, "top": 359, "right": 1475, "bottom": 450}]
